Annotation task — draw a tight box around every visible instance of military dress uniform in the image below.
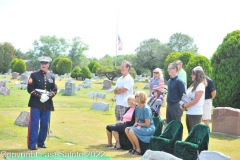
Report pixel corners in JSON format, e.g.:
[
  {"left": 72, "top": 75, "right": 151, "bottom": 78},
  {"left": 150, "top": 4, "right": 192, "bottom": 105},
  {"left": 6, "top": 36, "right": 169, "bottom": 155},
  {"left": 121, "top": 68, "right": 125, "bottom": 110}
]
[{"left": 27, "top": 57, "right": 57, "bottom": 150}]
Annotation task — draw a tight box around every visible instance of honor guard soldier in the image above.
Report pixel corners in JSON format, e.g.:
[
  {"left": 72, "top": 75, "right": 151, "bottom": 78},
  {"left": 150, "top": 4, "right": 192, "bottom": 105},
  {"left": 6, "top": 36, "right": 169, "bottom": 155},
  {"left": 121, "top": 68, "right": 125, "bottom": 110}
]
[{"left": 27, "top": 56, "right": 58, "bottom": 150}]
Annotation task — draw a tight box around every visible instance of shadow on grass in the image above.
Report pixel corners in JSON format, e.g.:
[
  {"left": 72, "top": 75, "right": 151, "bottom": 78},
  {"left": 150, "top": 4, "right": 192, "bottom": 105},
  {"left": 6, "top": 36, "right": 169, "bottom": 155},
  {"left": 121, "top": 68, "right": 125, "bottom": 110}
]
[{"left": 210, "top": 132, "right": 238, "bottom": 141}]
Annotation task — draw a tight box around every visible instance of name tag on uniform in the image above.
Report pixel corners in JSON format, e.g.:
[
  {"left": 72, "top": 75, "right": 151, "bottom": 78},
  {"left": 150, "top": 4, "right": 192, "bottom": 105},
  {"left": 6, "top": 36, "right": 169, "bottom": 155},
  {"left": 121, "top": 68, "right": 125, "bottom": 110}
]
[{"left": 48, "top": 79, "right": 53, "bottom": 83}]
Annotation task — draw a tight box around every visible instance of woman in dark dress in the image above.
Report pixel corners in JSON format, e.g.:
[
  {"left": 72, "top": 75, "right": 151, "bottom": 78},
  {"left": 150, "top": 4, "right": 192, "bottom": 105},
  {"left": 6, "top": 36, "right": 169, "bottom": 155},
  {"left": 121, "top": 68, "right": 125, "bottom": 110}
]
[{"left": 105, "top": 95, "right": 136, "bottom": 149}]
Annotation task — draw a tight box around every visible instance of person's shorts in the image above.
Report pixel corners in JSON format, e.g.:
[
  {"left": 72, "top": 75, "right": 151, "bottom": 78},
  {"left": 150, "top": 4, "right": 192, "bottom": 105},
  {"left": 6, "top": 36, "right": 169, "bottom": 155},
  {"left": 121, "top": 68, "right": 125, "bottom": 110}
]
[{"left": 202, "top": 99, "right": 212, "bottom": 120}]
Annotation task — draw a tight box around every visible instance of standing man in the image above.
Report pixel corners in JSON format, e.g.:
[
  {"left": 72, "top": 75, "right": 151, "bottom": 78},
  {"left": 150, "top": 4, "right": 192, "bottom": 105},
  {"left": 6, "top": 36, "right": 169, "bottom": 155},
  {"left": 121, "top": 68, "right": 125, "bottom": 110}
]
[
  {"left": 114, "top": 60, "right": 134, "bottom": 121},
  {"left": 166, "top": 63, "right": 185, "bottom": 124},
  {"left": 27, "top": 56, "right": 57, "bottom": 150},
  {"left": 202, "top": 75, "right": 216, "bottom": 126},
  {"left": 176, "top": 60, "right": 187, "bottom": 89}
]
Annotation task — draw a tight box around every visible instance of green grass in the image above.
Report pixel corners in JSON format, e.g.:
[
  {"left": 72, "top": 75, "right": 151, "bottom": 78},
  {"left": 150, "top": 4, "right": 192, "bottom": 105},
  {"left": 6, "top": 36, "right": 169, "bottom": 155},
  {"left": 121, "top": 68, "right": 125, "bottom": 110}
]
[{"left": 0, "top": 75, "right": 239, "bottom": 160}]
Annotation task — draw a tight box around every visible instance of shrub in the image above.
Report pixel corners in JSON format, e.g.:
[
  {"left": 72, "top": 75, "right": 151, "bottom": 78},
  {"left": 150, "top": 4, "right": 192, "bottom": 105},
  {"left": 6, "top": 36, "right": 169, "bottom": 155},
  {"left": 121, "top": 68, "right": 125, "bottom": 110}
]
[
  {"left": 163, "top": 52, "right": 181, "bottom": 80},
  {"left": 81, "top": 66, "right": 92, "bottom": 80},
  {"left": 10, "top": 58, "right": 18, "bottom": 69},
  {"left": 12, "top": 59, "right": 26, "bottom": 74},
  {"left": 88, "top": 61, "right": 98, "bottom": 72},
  {"left": 177, "top": 51, "right": 194, "bottom": 68},
  {"left": 92, "top": 63, "right": 101, "bottom": 74},
  {"left": 71, "top": 66, "right": 81, "bottom": 79},
  {"left": 51, "top": 57, "right": 62, "bottom": 74},
  {"left": 185, "top": 55, "right": 212, "bottom": 88},
  {"left": 130, "top": 67, "right": 137, "bottom": 79},
  {"left": 56, "top": 58, "right": 72, "bottom": 75},
  {"left": 211, "top": 30, "right": 240, "bottom": 108}
]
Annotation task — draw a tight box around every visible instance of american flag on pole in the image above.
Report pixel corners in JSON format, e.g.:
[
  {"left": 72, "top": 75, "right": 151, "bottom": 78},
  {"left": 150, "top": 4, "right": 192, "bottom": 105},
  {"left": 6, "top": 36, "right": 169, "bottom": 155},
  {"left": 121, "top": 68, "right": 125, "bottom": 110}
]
[{"left": 118, "top": 35, "right": 123, "bottom": 50}]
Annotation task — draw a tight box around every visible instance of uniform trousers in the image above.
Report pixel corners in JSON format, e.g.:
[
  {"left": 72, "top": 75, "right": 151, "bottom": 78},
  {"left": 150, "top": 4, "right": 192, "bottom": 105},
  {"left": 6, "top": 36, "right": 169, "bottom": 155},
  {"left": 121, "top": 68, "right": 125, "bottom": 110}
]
[{"left": 27, "top": 107, "right": 50, "bottom": 147}]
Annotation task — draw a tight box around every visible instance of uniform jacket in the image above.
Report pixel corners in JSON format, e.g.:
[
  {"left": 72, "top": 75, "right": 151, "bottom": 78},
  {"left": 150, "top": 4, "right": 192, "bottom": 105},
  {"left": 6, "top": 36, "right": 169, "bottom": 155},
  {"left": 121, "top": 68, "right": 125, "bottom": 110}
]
[{"left": 27, "top": 70, "right": 58, "bottom": 111}]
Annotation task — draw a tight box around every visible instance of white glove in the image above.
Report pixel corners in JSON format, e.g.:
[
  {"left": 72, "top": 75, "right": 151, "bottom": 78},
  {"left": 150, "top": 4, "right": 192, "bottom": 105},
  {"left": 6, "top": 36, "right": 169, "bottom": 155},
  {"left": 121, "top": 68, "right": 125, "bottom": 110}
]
[{"left": 40, "top": 94, "right": 49, "bottom": 103}]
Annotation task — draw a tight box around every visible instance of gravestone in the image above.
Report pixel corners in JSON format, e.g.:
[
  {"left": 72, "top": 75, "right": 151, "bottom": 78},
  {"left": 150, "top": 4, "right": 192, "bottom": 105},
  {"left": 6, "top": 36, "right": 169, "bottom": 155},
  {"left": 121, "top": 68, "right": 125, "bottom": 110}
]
[
  {"left": 90, "top": 102, "right": 109, "bottom": 111},
  {"left": 75, "top": 85, "right": 81, "bottom": 91},
  {"left": 83, "top": 79, "right": 91, "bottom": 88},
  {"left": 13, "top": 84, "right": 21, "bottom": 89},
  {"left": 86, "top": 92, "right": 106, "bottom": 99},
  {"left": 0, "top": 87, "right": 10, "bottom": 95},
  {"left": 102, "top": 80, "right": 112, "bottom": 90},
  {"left": 14, "top": 111, "right": 30, "bottom": 127},
  {"left": 143, "top": 83, "right": 149, "bottom": 89},
  {"left": 0, "top": 81, "right": 6, "bottom": 87},
  {"left": 59, "top": 88, "right": 65, "bottom": 94},
  {"left": 7, "top": 69, "right": 12, "bottom": 75},
  {"left": 20, "top": 74, "right": 28, "bottom": 81},
  {"left": 21, "top": 84, "right": 28, "bottom": 90},
  {"left": 212, "top": 107, "right": 240, "bottom": 137},
  {"left": 141, "top": 150, "right": 182, "bottom": 160},
  {"left": 64, "top": 81, "right": 75, "bottom": 95},
  {"left": 11, "top": 72, "right": 19, "bottom": 79},
  {"left": 1, "top": 76, "right": 6, "bottom": 78},
  {"left": 198, "top": 151, "right": 231, "bottom": 160}
]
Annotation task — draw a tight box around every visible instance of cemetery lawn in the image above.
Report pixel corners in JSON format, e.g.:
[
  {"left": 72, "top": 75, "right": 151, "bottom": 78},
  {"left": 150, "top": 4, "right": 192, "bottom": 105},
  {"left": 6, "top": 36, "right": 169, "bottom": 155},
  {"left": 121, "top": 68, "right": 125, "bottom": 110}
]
[{"left": 0, "top": 75, "right": 240, "bottom": 160}]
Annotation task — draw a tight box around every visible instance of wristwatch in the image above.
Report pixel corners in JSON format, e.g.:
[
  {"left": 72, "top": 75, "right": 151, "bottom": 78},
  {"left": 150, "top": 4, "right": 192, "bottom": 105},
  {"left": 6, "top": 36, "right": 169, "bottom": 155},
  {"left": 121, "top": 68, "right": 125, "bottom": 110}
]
[{"left": 182, "top": 104, "right": 187, "bottom": 111}]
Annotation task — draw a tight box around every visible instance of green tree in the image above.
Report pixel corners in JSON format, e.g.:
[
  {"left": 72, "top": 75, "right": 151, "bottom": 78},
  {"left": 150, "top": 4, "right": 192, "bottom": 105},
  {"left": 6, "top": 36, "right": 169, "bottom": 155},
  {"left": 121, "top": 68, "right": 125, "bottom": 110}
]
[
  {"left": 56, "top": 58, "right": 72, "bottom": 75},
  {"left": 12, "top": 59, "right": 26, "bottom": 74},
  {"left": 81, "top": 66, "right": 92, "bottom": 80},
  {"left": 167, "top": 33, "right": 198, "bottom": 54},
  {"left": 33, "top": 35, "right": 68, "bottom": 59},
  {"left": 10, "top": 58, "right": 19, "bottom": 69},
  {"left": 26, "top": 35, "right": 69, "bottom": 70},
  {"left": 15, "top": 49, "right": 27, "bottom": 59},
  {"left": 99, "top": 54, "right": 114, "bottom": 66},
  {"left": 71, "top": 66, "right": 81, "bottom": 79},
  {"left": 177, "top": 51, "right": 195, "bottom": 68},
  {"left": 0, "top": 42, "right": 15, "bottom": 73},
  {"left": 185, "top": 55, "right": 212, "bottom": 88},
  {"left": 211, "top": 30, "right": 240, "bottom": 108},
  {"left": 68, "top": 37, "right": 89, "bottom": 69},
  {"left": 163, "top": 52, "right": 181, "bottom": 80},
  {"left": 92, "top": 63, "right": 101, "bottom": 74},
  {"left": 135, "top": 38, "right": 169, "bottom": 76},
  {"left": 88, "top": 61, "right": 98, "bottom": 72},
  {"left": 97, "top": 66, "right": 121, "bottom": 81},
  {"left": 51, "top": 57, "right": 62, "bottom": 74}
]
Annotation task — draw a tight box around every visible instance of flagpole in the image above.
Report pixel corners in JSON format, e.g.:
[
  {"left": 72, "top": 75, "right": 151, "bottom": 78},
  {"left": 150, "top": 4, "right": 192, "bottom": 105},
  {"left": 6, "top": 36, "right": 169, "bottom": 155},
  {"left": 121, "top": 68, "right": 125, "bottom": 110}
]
[{"left": 115, "top": 9, "right": 119, "bottom": 67}]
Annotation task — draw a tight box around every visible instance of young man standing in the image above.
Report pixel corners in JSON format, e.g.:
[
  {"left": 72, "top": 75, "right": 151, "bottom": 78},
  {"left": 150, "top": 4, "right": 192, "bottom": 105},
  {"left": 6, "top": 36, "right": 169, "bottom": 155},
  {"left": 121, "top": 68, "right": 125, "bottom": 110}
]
[
  {"left": 166, "top": 63, "right": 186, "bottom": 124},
  {"left": 176, "top": 60, "right": 187, "bottom": 89},
  {"left": 114, "top": 60, "right": 134, "bottom": 121}
]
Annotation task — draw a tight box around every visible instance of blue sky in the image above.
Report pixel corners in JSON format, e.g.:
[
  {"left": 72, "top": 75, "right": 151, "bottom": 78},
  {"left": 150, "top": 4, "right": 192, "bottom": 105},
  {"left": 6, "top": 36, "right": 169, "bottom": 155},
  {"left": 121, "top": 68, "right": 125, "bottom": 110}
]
[{"left": 0, "top": 0, "right": 239, "bottom": 59}]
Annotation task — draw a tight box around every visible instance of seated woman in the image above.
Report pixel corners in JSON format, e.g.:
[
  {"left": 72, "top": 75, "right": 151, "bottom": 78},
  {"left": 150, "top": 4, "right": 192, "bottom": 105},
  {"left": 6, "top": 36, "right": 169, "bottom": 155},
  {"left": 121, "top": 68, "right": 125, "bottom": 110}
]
[
  {"left": 125, "top": 91, "right": 156, "bottom": 155},
  {"left": 106, "top": 95, "right": 136, "bottom": 149},
  {"left": 147, "top": 90, "right": 163, "bottom": 117}
]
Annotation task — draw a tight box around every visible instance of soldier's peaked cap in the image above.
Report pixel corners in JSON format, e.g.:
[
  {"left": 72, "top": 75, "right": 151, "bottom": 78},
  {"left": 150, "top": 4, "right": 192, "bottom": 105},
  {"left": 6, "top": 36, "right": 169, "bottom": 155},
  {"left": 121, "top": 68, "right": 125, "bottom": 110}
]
[{"left": 38, "top": 56, "right": 52, "bottom": 63}]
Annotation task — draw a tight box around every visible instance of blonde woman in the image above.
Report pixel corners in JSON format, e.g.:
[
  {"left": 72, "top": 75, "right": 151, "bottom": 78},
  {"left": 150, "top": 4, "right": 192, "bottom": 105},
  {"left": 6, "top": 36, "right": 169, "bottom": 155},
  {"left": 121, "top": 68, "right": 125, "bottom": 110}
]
[
  {"left": 106, "top": 95, "right": 136, "bottom": 149},
  {"left": 180, "top": 66, "right": 207, "bottom": 133},
  {"left": 149, "top": 68, "right": 164, "bottom": 95},
  {"left": 125, "top": 91, "right": 155, "bottom": 155}
]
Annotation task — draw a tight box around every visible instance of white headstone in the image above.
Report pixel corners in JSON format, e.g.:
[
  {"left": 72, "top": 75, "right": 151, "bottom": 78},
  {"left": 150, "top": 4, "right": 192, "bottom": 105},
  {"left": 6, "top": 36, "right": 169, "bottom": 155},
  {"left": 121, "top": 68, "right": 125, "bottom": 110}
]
[
  {"left": 90, "top": 102, "right": 109, "bottom": 111},
  {"left": 141, "top": 150, "right": 183, "bottom": 160},
  {"left": 198, "top": 151, "right": 231, "bottom": 160},
  {"left": 14, "top": 111, "right": 30, "bottom": 127}
]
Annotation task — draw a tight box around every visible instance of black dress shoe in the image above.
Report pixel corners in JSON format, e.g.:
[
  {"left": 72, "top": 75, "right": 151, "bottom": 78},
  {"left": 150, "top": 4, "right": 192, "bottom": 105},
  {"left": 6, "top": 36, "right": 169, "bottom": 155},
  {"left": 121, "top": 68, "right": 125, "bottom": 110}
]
[
  {"left": 38, "top": 145, "right": 47, "bottom": 148},
  {"left": 28, "top": 146, "right": 38, "bottom": 150}
]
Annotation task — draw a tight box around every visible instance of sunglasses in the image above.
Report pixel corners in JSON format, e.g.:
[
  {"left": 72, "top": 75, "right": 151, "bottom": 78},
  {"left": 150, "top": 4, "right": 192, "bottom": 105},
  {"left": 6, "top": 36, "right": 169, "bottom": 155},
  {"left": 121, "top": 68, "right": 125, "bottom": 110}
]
[
  {"left": 135, "top": 95, "right": 139, "bottom": 98},
  {"left": 153, "top": 72, "right": 159, "bottom": 74}
]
